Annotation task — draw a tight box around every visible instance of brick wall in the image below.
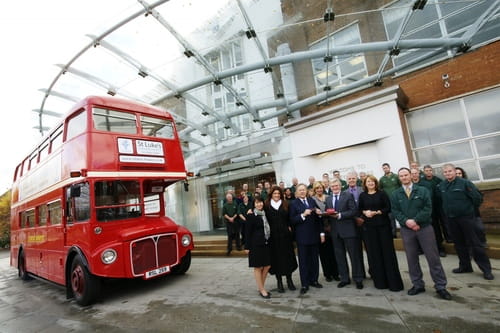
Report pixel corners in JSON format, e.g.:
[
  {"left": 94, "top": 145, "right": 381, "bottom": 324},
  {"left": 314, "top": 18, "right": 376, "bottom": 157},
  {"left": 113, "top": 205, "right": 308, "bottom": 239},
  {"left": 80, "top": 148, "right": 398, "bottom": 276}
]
[{"left": 277, "top": 0, "right": 500, "bottom": 229}]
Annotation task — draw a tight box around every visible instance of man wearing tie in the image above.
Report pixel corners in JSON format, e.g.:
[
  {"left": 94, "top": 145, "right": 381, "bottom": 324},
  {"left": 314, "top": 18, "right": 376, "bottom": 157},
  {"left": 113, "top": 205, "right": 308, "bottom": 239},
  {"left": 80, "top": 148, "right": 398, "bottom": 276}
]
[
  {"left": 390, "top": 167, "right": 452, "bottom": 300},
  {"left": 325, "top": 179, "right": 364, "bottom": 289},
  {"left": 289, "top": 183, "right": 324, "bottom": 294}
]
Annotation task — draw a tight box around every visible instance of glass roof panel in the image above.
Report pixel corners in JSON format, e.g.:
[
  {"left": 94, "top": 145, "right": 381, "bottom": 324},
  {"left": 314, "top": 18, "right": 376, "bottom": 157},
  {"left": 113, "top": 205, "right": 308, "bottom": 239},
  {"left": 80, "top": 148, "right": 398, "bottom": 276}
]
[{"left": 33, "top": 0, "right": 500, "bottom": 148}]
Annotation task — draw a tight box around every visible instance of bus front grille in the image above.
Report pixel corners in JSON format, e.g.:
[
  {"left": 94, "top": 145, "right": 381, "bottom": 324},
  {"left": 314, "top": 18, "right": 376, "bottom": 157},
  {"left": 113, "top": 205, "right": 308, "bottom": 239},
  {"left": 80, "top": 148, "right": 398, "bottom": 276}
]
[{"left": 131, "top": 234, "right": 178, "bottom": 276}]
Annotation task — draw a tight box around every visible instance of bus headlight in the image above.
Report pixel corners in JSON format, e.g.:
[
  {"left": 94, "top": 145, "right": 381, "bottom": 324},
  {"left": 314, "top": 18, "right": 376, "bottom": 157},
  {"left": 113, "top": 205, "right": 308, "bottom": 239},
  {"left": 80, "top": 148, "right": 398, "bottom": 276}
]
[
  {"left": 181, "top": 235, "right": 191, "bottom": 247},
  {"left": 101, "top": 249, "right": 117, "bottom": 264}
]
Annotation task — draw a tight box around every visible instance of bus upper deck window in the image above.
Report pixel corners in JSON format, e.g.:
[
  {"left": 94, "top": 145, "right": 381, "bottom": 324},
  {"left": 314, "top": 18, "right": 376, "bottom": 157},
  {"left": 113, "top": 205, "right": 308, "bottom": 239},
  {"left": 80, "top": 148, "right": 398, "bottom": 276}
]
[
  {"left": 140, "top": 116, "right": 174, "bottom": 139},
  {"left": 93, "top": 108, "right": 137, "bottom": 134}
]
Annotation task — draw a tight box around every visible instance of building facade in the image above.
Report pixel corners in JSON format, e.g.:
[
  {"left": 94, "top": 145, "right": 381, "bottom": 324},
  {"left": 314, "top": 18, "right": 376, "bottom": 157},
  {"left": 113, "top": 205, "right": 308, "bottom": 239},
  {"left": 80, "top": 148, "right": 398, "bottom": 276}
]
[{"left": 165, "top": 0, "right": 500, "bottom": 232}]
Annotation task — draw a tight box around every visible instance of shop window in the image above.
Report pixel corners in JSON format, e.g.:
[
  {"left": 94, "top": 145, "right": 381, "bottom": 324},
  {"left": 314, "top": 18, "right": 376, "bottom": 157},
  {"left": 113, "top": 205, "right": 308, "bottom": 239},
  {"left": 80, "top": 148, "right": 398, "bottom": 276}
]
[{"left": 407, "top": 87, "right": 500, "bottom": 181}]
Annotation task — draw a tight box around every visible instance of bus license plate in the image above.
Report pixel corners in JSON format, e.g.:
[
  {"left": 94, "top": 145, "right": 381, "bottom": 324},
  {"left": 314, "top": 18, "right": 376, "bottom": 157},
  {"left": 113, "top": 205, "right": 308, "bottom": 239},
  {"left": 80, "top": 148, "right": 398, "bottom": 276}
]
[{"left": 145, "top": 265, "right": 170, "bottom": 279}]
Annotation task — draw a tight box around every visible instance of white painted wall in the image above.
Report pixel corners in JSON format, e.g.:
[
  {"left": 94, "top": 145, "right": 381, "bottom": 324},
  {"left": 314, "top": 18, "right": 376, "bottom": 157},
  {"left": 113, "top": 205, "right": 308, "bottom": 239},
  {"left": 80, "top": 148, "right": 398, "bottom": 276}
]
[{"left": 287, "top": 98, "right": 409, "bottom": 181}]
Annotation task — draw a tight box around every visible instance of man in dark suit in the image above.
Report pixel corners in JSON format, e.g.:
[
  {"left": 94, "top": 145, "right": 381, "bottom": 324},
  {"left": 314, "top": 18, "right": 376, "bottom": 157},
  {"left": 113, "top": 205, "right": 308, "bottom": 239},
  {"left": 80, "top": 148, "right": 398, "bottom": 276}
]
[
  {"left": 289, "top": 183, "right": 325, "bottom": 294},
  {"left": 326, "top": 179, "right": 364, "bottom": 289}
]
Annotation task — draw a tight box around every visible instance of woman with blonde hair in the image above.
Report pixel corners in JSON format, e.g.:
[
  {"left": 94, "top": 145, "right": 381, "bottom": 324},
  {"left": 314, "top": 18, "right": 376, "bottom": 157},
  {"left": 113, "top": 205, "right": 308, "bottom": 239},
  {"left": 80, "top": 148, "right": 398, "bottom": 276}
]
[{"left": 311, "top": 181, "right": 340, "bottom": 282}]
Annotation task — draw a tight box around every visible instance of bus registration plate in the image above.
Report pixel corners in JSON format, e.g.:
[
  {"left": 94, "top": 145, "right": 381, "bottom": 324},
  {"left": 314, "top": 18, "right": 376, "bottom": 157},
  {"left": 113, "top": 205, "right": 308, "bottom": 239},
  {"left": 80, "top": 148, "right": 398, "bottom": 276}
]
[{"left": 145, "top": 265, "right": 170, "bottom": 279}]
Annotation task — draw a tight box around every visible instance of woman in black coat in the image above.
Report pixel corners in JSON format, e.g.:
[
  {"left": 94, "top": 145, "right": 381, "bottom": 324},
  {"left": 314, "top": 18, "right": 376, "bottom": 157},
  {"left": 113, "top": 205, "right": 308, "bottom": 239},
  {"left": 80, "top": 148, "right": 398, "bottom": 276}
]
[
  {"left": 358, "top": 175, "right": 404, "bottom": 291},
  {"left": 245, "top": 197, "right": 272, "bottom": 298},
  {"left": 265, "top": 186, "right": 298, "bottom": 292}
]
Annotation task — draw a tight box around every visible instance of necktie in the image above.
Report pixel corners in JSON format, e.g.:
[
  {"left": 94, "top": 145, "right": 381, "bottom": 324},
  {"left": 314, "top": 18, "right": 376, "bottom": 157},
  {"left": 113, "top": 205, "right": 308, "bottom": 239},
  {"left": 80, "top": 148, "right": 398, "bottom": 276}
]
[
  {"left": 405, "top": 186, "right": 411, "bottom": 198},
  {"left": 334, "top": 195, "right": 339, "bottom": 210},
  {"left": 302, "top": 199, "right": 309, "bottom": 207}
]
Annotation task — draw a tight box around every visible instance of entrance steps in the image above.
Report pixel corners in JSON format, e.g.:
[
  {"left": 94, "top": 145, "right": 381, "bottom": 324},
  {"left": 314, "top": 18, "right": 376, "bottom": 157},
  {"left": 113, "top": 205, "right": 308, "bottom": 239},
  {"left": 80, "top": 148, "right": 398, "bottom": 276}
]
[{"left": 192, "top": 233, "right": 500, "bottom": 259}]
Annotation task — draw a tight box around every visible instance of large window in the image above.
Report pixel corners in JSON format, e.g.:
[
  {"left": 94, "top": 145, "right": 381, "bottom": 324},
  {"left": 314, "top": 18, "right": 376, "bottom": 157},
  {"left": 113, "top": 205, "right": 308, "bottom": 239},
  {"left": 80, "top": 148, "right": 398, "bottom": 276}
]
[
  {"left": 94, "top": 180, "right": 141, "bottom": 222},
  {"left": 93, "top": 108, "right": 137, "bottom": 134},
  {"left": 311, "top": 23, "right": 367, "bottom": 93},
  {"left": 206, "top": 40, "right": 248, "bottom": 140},
  {"left": 66, "top": 182, "right": 90, "bottom": 223},
  {"left": 48, "top": 201, "right": 62, "bottom": 225},
  {"left": 140, "top": 116, "right": 175, "bottom": 139},
  {"left": 66, "top": 110, "right": 88, "bottom": 141},
  {"left": 383, "top": 0, "right": 500, "bottom": 72},
  {"left": 406, "top": 87, "right": 500, "bottom": 181}
]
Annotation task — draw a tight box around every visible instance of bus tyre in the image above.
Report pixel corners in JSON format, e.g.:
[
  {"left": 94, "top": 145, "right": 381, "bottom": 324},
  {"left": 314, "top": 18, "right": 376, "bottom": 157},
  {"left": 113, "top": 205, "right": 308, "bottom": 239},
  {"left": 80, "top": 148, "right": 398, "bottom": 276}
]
[
  {"left": 18, "top": 250, "right": 31, "bottom": 281},
  {"left": 172, "top": 251, "right": 191, "bottom": 275},
  {"left": 70, "top": 256, "right": 100, "bottom": 306}
]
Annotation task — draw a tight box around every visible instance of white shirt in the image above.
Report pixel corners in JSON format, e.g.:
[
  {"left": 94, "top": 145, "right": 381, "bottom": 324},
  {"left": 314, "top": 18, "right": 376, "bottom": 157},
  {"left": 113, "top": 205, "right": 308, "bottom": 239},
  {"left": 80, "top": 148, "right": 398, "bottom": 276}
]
[{"left": 271, "top": 199, "right": 282, "bottom": 210}]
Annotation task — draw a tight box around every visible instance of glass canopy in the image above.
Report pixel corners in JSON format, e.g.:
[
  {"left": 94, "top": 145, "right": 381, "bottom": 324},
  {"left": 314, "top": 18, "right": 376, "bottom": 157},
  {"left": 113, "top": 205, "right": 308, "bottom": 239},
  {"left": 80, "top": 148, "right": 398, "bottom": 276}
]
[{"left": 35, "top": 0, "right": 500, "bottom": 156}]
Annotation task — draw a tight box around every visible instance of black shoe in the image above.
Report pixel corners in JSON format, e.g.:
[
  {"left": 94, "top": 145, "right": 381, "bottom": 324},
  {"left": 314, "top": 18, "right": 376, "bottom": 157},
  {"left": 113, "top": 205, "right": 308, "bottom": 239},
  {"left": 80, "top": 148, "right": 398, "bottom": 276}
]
[
  {"left": 310, "top": 282, "right": 323, "bottom": 288},
  {"left": 484, "top": 272, "right": 494, "bottom": 280},
  {"left": 259, "top": 292, "right": 271, "bottom": 299},
  {"left": 286, "top": 276, "right": 296, "bottom": 291},
  {"left": 325, "top": 276, "right": 333, "bottom": 282},
  {"left": 356, "top": 282, "right": 363, "bottom": 289},
  {"left": 436, "top": 289, "right": 452, "bottom": 300},
  {"left": 277, "top": 278, "right": 285, "bottom": 293},
  {"left": 452, "top": 267, "right": 473, "bottom": 274},
  {"left": 300, "top": 287, "right": 309, "bottom": 295},
  {"left": 337, "top": 281, "right": 350, "bottom": 288},
  {"left": 407, "top": 286, "right": 425, "bottom": 296},
  {"left": 226, "top": 250, "right": 231, "bottom": 256},
  {"left": 439, "top": 250, "right": 446, "bottom": 257}
]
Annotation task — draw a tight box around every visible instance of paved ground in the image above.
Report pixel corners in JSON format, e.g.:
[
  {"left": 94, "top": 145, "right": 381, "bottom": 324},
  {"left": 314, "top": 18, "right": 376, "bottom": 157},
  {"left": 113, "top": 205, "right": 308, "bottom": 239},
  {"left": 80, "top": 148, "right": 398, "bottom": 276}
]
[{"left": 0, "top": 249, "right": 499, "bottom": 333}]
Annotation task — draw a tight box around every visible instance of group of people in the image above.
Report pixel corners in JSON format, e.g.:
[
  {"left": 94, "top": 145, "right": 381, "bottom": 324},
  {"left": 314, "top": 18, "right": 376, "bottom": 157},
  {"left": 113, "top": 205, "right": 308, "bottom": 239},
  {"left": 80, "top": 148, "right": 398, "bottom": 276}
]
[{"left": 229, "top": 162, "right": 494, "bottom": 300}]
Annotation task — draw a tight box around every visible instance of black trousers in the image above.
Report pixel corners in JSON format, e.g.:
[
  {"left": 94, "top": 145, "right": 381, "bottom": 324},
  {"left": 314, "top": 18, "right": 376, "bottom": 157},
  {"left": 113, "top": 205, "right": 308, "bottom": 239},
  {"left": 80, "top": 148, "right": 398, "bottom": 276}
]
[
  {"left": 448, "top": 216, "right": 491, "bottom": 273},
  {"left": 226, "top": 221, "right": 241, "bottom": 251},
  {"left": 319, "top": 234, "right": 339, "bottom": 278}
]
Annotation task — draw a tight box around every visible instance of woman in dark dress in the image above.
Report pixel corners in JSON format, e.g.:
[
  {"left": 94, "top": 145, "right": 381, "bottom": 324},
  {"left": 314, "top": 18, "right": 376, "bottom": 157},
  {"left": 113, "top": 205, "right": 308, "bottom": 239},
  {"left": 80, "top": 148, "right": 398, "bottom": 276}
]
[
  {"left": 265, "top": 186, "right": 298, "bottom": 292},
  {"left": 358, "top": 175, "right": 404, "bottom": 291},
  {"left": 245, "top": 197, "right": 272, "bottom": 298}
]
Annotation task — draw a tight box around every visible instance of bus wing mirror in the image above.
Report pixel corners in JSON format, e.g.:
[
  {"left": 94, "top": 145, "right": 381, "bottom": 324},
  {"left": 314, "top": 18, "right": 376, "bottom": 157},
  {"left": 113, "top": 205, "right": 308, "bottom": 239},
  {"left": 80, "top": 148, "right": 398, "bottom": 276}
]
[{"left": 70, "top": 184, "right": 81, "bottom": 197}]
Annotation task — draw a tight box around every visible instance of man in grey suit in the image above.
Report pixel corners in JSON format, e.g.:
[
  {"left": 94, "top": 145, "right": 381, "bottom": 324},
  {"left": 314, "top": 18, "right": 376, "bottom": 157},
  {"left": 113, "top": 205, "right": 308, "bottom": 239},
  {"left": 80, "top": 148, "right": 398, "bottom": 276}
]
[{"left": 325, "top": 179, "right": 364, "bottom": 289}]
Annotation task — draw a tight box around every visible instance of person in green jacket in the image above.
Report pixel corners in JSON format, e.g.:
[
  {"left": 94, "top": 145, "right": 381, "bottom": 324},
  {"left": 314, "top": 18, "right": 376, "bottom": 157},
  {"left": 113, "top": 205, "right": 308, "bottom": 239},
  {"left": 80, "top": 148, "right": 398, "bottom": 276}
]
[
  {"left": 379, "top": 163, "right": 400, "bottom": 237},
  {"left": 437, "top": 163, "right": 494, "bottom": 280},
  {"left": 391, "top": 167, "right": 452, "bottom": 300},
  {"left": 411, "top": 167, "right": 446, "bottom": 257}
]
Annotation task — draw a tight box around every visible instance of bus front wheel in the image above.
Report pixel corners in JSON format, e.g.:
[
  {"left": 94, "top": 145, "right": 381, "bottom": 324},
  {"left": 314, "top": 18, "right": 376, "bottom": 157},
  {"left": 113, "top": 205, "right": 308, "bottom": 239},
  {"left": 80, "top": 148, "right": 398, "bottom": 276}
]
[
  {"left": 18, "top": 250, "right": 31, "bottom": 280},
  {"left": 171, "top": 251, "right": 191, "bottom": 275},
  {"left": 70, "top": 256, "right": 100, "bottom": 306}
]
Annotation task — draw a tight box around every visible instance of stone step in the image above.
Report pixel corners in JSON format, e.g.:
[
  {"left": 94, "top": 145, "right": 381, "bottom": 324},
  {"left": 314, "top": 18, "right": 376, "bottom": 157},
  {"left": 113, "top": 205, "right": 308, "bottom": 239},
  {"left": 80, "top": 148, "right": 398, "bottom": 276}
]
[{"left": 192, "top": 235, "right": 500, "bottom": 258}]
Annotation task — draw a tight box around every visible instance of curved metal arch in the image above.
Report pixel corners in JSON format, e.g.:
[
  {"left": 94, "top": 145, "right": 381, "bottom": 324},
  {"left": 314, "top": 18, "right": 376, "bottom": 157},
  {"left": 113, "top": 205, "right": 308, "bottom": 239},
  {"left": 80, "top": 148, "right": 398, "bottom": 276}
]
[{"left": 37, "top": 0, "right": 172, "bottom": 134}]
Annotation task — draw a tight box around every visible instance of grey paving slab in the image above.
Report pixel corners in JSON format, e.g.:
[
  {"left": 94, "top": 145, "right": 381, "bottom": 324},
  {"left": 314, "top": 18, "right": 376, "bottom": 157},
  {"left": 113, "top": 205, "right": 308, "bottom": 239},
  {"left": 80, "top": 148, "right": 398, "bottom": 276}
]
[{"left": 0, "top": 251, "right": 498, "bottom": 332}]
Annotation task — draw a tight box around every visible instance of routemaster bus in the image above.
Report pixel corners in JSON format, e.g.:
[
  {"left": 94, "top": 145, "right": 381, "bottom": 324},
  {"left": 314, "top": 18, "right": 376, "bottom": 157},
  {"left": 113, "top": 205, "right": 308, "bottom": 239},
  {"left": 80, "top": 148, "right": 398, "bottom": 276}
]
[{"left": 10, "top": 96, "right": 194, "bottom": 306}]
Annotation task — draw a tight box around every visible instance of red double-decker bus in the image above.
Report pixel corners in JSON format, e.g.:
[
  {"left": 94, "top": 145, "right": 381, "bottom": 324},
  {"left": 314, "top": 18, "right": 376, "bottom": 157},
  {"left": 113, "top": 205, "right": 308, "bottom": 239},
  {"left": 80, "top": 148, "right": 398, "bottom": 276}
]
[{"left": 10, "top": 96, "right": 194, "bottom": 305}]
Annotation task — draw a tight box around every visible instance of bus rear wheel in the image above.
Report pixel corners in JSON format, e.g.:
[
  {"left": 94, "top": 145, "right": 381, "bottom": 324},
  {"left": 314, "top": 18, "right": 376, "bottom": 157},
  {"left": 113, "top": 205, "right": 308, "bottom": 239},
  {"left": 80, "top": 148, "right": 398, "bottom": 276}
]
[
  {"left": 70, "top": 255, "right": 100, "bottom": 306},
  {"left": 18, "top": 250, "right": 31, "bottom": 280}
]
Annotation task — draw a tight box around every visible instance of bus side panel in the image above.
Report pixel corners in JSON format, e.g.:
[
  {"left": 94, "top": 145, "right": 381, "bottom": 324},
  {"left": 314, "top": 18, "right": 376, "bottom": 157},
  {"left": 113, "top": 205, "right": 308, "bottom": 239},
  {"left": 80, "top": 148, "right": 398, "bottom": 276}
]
[
  {"left": 65, "top": 222, "right": 93, "bottom": 268},
  {"left": 23, "top": 228, "right": 39, "bottom": 276},
  {"left": 10, "top": 211, "right": 20, "bottom": 269},
  {"left": 61, "top": 135, "right": 88, "bottom": 179},
  {"left": 36, "top": 225, "right": 49, "bottom": 278},
  {"left": 47, "top": 224, "right": 66, "bottom": 285},
  {"left": 88, "top": 133, "right": 119, "bottom": 171}
]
